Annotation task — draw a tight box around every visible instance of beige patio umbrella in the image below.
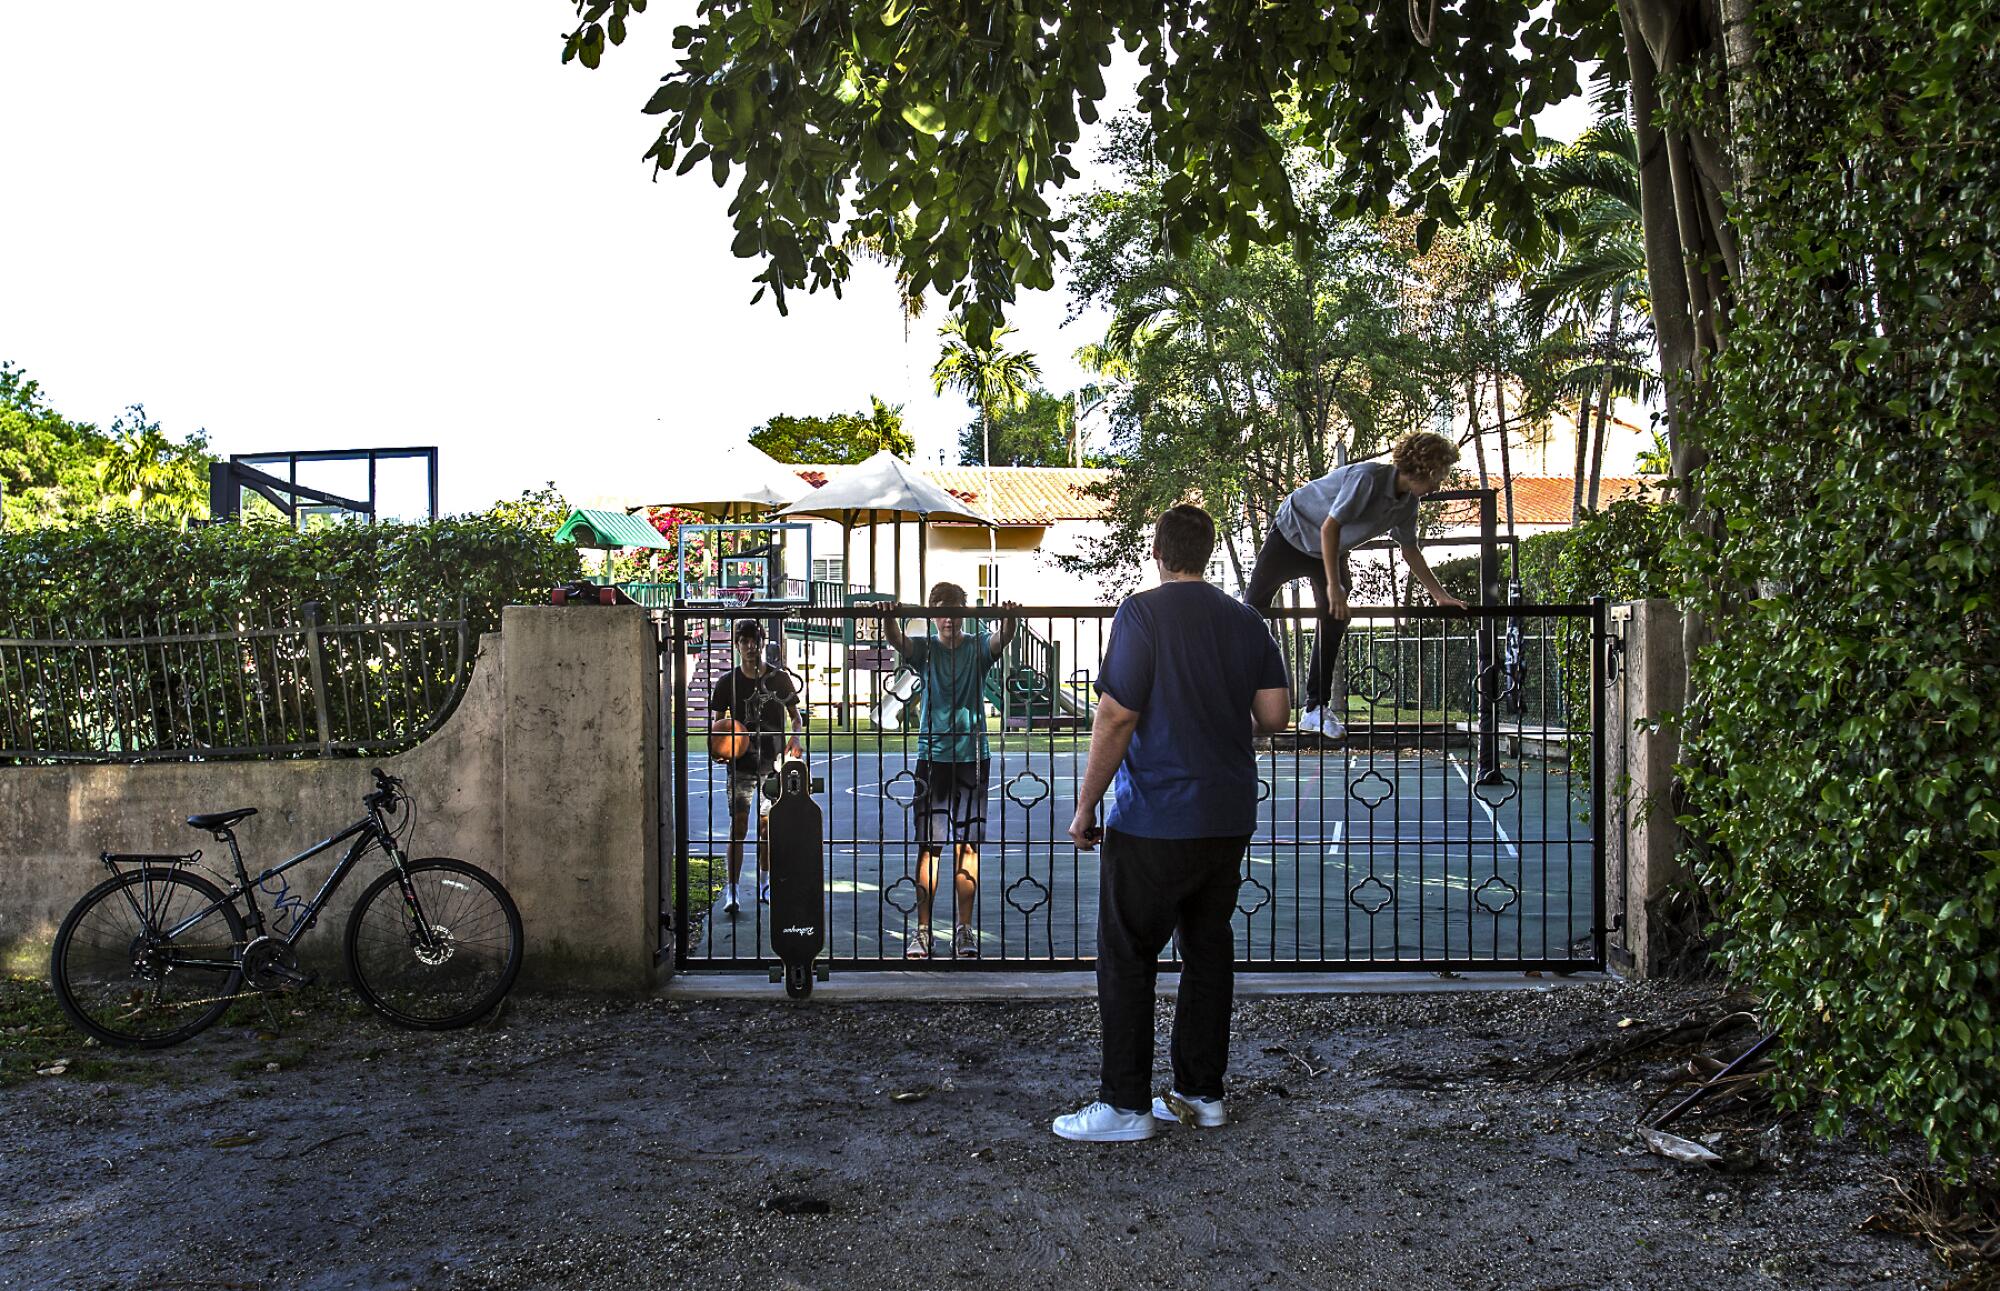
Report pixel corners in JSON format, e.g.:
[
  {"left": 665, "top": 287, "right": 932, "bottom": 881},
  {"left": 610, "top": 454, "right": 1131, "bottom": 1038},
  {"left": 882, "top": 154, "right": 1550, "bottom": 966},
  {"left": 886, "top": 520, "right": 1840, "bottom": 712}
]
[
  {"left": 773, "top": 450, "right": 991, "bottom": 601},
  {"left": 634, "top": 440, "right": 811, "bottom": 519}
]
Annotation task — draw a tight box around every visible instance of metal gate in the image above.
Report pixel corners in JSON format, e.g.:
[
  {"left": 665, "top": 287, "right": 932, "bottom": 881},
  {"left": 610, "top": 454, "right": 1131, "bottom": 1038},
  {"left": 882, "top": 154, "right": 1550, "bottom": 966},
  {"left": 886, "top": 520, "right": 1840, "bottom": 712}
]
[{"left": 662, "top": 600, "right": 1607, "bottom": 974}]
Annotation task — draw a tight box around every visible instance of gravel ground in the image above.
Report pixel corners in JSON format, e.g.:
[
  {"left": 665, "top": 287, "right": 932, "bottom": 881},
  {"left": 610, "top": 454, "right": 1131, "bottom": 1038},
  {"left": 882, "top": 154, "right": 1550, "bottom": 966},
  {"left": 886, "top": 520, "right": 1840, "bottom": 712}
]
[{"left": 0, "top": 974, "right": 1944, "bottom": 1291}]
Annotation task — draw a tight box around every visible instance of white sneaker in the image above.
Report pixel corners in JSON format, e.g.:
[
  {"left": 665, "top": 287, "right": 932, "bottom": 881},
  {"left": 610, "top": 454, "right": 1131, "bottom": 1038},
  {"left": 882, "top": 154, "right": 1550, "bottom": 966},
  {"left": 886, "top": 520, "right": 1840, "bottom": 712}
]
[
  {"left": 1152, "top": 1091, "right": 1228, "bottom": 1127},
  {"left": 1052, "top": 1101, "right": 1155, "bottom": 1143},
  {"left": 1297, "top": 707, "right": 1345, "bottom": 739},
  {"left": 722, "top": 885, "right": 741, "bottom": 914}
]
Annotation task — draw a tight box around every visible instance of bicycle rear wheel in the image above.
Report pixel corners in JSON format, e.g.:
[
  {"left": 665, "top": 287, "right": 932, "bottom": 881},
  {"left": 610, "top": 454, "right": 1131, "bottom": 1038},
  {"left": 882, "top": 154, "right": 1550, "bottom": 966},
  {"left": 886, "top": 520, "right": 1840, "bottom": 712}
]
[
  {"left": 344, "top": 858, "right": 522, "bottom": 1028},
  {"left": 51, "top": 869, "right": 246, "bottom": 1047}
]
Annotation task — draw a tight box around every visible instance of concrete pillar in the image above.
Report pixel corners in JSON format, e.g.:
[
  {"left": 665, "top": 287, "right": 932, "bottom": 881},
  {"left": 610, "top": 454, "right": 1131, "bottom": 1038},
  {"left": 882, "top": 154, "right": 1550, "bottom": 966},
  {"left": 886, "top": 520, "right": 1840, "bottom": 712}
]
[
  {"left": 1605, "top": 599, "right": 1686, "bottom": 977},
  {"left": 501, "top": 604, "right": 662, "bottom": 990}
]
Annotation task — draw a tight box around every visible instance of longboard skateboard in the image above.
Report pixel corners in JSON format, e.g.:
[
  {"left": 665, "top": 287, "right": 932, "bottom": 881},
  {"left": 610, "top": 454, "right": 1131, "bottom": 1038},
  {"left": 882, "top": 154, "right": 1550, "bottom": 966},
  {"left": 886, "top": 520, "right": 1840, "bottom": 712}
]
[{"left": 766, "top": 759, "right": 828, "bottom": 999}]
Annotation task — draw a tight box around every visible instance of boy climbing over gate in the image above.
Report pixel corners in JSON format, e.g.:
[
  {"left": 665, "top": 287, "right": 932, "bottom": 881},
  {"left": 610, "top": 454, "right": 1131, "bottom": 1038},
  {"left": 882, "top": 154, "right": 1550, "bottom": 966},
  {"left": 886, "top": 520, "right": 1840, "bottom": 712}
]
[
  {"left": 884, "top": 583, "right": 1019, "bottom": 959},
  {"left": 1245, "top": 430, "right": 1466, "bottom": 738}
]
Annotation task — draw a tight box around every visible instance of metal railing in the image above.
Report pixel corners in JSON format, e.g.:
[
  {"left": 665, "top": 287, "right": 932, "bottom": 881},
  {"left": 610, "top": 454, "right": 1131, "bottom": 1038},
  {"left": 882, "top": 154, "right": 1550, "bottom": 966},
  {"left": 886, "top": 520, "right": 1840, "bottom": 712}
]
[
  {"left": 0, "top": 602, "right": 472, "bottom": 763},
  {"left": 665, "top": 601, "right": 1607, "bottom": 974}
]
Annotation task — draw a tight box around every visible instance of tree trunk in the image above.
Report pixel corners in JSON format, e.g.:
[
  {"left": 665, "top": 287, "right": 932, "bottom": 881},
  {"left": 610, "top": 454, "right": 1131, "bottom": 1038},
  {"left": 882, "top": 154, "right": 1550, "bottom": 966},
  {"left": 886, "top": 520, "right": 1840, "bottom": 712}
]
[
  {"left": 1221, "top": 523, "right": 1247, "bottom": 596},
  {"left": 1587, "top": 283, "right": 1628, "bottom": 512},
  {"left": 1571, "top": 392, "right": 1592, "bottom": 522},
  {"left": 1466, "top": 377, "right": 1490, "bottom": 489},
  {"left": 1493, "top": 380, "right": 1518, "bottom": 544}
]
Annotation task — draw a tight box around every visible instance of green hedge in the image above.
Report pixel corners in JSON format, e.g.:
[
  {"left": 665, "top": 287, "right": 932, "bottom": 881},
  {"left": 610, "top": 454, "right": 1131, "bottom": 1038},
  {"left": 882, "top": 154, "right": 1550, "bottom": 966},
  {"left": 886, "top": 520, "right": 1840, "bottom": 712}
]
[
  {"left": 1677, "top": 0, "right": 2000, "bottom": 1168},
  {"left": 0, "top": 512, "right": 580, "bottom": 762},
  {"left": 0, "top": 511, "right": 579, "bottom": 635}
]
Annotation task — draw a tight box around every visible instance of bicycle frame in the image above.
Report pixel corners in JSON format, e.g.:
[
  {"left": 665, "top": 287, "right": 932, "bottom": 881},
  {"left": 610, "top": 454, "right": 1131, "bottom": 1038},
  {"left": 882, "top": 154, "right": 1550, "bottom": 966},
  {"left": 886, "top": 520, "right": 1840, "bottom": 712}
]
[{"left": 144, "top": 806, "right": 417, "bottom": 968}]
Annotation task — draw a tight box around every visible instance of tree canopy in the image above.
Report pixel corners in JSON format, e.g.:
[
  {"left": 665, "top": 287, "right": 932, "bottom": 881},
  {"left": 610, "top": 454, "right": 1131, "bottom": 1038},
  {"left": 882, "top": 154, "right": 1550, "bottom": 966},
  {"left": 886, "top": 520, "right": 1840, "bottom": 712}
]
[
  {"left": 1, "top": 363, "right": 211, "bottom": 530},
  {"left": 564, "top": 0, "right": 1620, "bottom": 339},
  {"left": 955, "top": 386, "right": 1091, "bottom": 468},
  {"left": 747, "top": 396, "right": 913, "bottom": 463}
]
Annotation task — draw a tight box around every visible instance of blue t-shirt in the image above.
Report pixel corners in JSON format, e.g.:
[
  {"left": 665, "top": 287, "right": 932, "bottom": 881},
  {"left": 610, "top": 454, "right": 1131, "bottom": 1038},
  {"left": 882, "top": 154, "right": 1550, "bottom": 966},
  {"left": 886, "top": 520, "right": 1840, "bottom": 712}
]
[
  {"left": 1095, "top": 581, "right": 1290, "bottom": 839},
  {"left": 904, "top": 631, "right": 997, "bottom": 762}
]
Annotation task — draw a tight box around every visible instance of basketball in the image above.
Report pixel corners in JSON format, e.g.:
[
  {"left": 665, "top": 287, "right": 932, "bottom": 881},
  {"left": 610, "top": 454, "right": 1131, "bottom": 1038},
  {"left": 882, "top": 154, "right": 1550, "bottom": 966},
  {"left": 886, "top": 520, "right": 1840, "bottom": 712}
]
[{"left": 708, "top": 718, "right": 751, "bottom": 763}]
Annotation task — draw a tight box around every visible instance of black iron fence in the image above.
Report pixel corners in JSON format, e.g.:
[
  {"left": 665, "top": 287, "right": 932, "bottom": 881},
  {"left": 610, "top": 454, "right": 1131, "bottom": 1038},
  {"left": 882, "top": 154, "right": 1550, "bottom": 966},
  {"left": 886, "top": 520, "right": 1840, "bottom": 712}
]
[
  {"left": 665, "top": 601, "right": 1607, "bottom": 974},
  {"left": 0, "top": 602, "right": 472, "bottom": 763}
]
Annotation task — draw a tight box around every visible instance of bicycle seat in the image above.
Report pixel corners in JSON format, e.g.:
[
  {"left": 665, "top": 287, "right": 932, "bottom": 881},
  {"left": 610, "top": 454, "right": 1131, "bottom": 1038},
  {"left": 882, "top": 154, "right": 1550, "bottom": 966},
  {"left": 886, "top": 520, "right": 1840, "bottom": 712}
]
[{"left": 186, "top": 808, "right": 258, "bottom": 831}]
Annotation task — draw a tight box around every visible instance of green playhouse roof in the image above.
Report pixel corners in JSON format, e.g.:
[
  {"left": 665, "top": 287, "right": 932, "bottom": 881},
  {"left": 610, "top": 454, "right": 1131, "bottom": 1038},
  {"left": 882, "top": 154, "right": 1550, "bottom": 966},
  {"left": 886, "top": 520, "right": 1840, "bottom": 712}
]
[{"left": 554, "top": 509, "right": 673, "bottom": 550}]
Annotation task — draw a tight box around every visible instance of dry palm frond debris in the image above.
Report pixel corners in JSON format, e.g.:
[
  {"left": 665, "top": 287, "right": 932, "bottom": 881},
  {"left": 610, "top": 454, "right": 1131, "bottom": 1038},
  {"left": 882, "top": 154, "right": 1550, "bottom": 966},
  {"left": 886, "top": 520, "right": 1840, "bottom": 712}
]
[{"left": 1862, "top": 1170, "right": 2000, "bottom": 1291}]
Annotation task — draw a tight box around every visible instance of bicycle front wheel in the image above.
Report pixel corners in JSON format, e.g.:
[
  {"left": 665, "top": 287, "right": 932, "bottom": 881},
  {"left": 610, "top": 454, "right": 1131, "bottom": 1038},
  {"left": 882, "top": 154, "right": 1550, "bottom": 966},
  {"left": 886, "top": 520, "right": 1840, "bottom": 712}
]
[
  {"left": 344, "top": 858, "right": 522, "bottom": 1028},
  {"left": 51, "top": 868, "right": 246, "bottom": 1047}
]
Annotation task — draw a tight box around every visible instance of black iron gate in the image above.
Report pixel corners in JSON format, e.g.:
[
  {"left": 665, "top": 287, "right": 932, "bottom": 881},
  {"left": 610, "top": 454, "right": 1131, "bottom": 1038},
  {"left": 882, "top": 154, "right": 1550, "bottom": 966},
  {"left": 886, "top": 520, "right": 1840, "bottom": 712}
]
[{"left": 662, "top": 600, "right": 1607, "bottom": 974}]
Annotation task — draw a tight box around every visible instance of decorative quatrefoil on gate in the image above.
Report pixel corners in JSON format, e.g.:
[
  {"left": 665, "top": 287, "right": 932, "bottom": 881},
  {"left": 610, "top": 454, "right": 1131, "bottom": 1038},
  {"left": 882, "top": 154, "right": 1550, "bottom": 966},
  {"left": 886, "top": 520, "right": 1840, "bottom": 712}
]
[
  {"left": 1347, "top": 769, "right": 1395, "bottom": 809},
  {"left": 882, "top": 770, "right": 927, "bottom": 807},
  {"left": 1236, "top": 874, "right": 1271, "bottom": 918},
  {"left": 1473, "top": 661, "right": 1507, "bottom": 704},
  {"left": 882, "top": 875, "right": 919, "bottom": 915},
  {"left": 1068, "top": 668, "right": 1095, "bottom": 691},
  {"left": 1474, "top": 874, "right": 1520, "bottom": 915},
  {"left": 1352, "top": 664, "right": 1395, "bottom": 707},
  {"left": 1473, "top": 772, "right": 1519, "bottom": 809},
  {"left": 1256, "top": 776, "right": 1272, "bottom": 803},
  {"left": 1003, "top": 770, "right": 1050, "bottom": 810},
  {"left": 1005, "top": 873, "right": 1049, "bottom": 915},
  {"left": 1348, "top": 874, "right": 1396, "bottom": 915}
]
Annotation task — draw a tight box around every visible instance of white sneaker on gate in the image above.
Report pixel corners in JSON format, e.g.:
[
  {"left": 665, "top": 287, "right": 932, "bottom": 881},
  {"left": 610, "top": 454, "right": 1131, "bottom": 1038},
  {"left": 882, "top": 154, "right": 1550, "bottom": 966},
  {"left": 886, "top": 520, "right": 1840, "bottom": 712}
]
[
  {"left": 722, "top": 885, "right": 741, "bottom": 914},
  {"left": 1152, "top": 1091, "right": 1228, "bottom": 1127},
  {"left": 1052, "top": 1101, "right": 1156, "bottom": 1143},
  {"left": 1297, "top": 707, "right": 1345, "bottom": 739}
]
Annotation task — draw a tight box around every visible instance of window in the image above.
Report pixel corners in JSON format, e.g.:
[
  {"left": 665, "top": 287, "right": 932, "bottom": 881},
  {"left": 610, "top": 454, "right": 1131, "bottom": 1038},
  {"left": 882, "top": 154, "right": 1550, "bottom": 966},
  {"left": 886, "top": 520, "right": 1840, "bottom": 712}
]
[
  {"left": 977, "top": 563, "right": 1001, "bottom": 605},
  {"left": 812, "top": 558, "right": 845, "bottom": 585}
]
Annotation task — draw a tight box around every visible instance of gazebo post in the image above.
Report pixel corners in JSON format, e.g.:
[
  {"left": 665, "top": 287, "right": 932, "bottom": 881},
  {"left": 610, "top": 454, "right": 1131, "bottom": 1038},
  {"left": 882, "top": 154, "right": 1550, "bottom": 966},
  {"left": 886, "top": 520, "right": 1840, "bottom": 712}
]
[
  {"left": 894, "top": 518, "right": 904, "bottom": 602},
  {"left": 918, "top": 522, "right": 928, "bottom": 605}
]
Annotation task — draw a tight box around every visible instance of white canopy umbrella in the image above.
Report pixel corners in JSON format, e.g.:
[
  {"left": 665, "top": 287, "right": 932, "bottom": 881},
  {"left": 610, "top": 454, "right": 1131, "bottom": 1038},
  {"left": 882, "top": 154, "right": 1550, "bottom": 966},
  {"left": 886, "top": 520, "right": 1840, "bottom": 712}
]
[
  {"left": 635, "top": 440, "right": 810, "bottom": 519},
  {"left": 774, "top": 450, "right": 992, "bottom": 599}
]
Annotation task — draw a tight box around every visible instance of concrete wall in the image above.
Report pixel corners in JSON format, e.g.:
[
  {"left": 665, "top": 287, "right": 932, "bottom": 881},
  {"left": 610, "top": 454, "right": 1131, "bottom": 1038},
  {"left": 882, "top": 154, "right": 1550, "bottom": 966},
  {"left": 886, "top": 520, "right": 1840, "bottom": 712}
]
[
  {"left": 0, "top": 605, "right": 662, "bottom": 992},
  {"left": 1605, "top": 599, "right": 1688, "bottom": 978}
]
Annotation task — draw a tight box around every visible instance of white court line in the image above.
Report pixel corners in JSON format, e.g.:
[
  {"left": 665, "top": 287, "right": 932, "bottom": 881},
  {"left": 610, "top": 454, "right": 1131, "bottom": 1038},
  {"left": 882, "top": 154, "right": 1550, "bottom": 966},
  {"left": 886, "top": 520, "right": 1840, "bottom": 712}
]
[{"left": 1446, "top": 753, "right": 1521, "bottom": 863}]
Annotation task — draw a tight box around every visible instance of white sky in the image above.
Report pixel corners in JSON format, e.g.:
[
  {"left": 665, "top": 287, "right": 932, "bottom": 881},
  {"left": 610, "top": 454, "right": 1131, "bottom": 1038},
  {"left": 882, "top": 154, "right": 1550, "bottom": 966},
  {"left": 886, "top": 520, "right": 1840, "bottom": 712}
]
[{"left": 0, "top": 5, "right": 1595, "bottom": 515}]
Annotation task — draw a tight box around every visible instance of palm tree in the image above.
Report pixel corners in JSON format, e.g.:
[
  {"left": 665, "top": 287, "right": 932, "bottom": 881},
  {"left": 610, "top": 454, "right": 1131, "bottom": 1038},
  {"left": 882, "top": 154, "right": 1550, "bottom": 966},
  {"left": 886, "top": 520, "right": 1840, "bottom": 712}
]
[
  {"left": 931, "top": 319, "right": 1041, "bottom": 472},
  {"left": 99, "top": 413, "right": 205, "bottom": 524},
  {"left": 932, "top": 319, "right": 1040, "bottom": 597},
  {"left": 1522, "top": 104, "right": 1657, "bottom": 517}
]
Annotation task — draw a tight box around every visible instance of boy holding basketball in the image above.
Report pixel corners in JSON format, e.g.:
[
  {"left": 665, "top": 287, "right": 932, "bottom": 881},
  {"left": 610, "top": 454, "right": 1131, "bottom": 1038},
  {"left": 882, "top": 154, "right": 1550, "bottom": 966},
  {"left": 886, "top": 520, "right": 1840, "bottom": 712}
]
[
  {"left": 883, "top": 583, "right": 1019, "bottom": 958},
  {"left": 709, "top": 618, "right": 803, "bottom": 914}
]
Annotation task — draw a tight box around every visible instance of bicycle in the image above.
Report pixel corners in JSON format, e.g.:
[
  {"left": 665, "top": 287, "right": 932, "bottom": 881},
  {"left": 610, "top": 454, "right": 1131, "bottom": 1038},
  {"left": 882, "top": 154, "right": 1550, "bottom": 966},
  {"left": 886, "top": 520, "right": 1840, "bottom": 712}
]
[{"left": 50, "top": 767, "right": 523, "bottom": 1048}]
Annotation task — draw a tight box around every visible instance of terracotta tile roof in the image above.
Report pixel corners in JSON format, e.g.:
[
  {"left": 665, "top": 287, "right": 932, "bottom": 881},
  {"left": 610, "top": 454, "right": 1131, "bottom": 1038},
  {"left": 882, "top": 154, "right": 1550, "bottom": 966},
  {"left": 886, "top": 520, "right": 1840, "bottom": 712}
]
[
  {"left": 1439, "top": 476, "right": 1663, "bottom": 526},
  {"left": 792, "top": 465, "right": 1112, "bottom": 526}
]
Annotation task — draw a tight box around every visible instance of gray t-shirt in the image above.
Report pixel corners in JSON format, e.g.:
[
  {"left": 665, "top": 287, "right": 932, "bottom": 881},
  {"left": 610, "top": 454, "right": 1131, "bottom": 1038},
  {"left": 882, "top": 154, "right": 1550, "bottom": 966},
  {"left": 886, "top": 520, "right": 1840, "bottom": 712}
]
[{"left": 1273, "top": 461, "right": 1420, "bottom": 556}]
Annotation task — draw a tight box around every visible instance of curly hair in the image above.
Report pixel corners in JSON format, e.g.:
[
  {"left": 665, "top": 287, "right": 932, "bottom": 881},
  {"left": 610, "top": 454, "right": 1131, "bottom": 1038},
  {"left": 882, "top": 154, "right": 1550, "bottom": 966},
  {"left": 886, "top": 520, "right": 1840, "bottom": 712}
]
[{"left": 1391, "top": 431, "right": 1460, "bottom": 482}]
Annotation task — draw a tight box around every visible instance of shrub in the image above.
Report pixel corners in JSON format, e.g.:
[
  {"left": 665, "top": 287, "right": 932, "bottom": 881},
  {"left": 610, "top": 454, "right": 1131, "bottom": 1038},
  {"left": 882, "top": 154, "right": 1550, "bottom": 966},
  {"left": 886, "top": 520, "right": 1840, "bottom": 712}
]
[
  {"left": 1677, "top": 0, "right": 2000, "bottom": 1168},
  {"left": 0, "top": 509, "right": 580, "bottom": 635}
]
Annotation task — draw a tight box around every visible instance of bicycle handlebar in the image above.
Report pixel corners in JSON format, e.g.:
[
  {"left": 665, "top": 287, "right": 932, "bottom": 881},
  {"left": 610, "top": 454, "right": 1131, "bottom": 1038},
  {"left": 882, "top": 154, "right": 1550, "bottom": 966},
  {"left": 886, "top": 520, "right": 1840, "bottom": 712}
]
[{"left": 367, "top": 766, "right": 404, "bottom": 810}]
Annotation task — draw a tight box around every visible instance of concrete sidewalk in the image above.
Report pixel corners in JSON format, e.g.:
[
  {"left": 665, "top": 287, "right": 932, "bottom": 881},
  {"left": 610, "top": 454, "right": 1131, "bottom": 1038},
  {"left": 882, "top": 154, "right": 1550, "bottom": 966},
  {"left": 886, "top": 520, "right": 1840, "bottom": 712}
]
[{"left": 662, "top": 968, "right": 1612, "bottom": 1000}]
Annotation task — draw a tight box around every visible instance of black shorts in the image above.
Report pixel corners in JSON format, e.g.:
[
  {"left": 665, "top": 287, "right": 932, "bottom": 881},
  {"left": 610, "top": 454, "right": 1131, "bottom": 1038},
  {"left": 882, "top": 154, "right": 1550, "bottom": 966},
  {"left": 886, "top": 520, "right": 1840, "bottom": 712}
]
[{"left": 913, "top": 758, "right": 991, "bottom": 850}]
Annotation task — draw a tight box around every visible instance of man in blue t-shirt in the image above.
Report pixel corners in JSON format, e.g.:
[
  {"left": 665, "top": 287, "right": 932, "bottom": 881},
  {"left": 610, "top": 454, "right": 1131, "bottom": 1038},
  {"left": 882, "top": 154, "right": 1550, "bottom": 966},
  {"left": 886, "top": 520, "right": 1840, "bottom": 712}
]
[
  {"left": 1053, "top": 505, "right": 1292, "bottom": 1144},
  {"left": 883, "top": 583, "right": 1019, "bottom": 959}
]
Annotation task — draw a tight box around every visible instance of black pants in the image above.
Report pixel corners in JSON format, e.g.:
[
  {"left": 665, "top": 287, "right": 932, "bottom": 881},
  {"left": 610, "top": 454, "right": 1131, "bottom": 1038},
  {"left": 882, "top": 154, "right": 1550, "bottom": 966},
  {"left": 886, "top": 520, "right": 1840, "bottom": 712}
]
[
  {"left": 1097, "top": 828, "right": 1250, "bottom": 1111},
  {"left": 1243, "top": 527, "right": 1351, "bottom": 711}
]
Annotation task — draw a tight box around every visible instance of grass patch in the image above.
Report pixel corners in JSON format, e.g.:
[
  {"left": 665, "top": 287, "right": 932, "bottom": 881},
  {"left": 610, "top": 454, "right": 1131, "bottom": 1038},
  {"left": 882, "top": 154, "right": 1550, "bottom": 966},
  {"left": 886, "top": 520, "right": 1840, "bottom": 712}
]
[{"left": 0, "top": 975, "right": 170, "bottom": 1087}]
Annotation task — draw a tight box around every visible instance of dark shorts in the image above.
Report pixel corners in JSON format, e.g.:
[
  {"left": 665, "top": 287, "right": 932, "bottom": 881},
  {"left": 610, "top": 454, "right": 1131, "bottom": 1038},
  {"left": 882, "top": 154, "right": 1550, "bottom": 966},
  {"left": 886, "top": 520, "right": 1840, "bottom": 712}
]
[
  {"left": 913, "top": 758, "right": 991, "bottom": 850},
  {"left": 726, "top": 765, "right": 775, "bottom": 817}
]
